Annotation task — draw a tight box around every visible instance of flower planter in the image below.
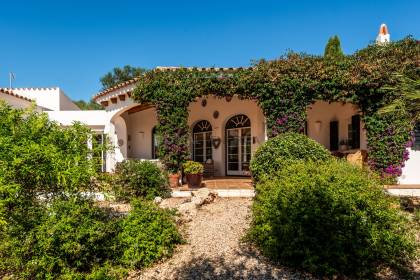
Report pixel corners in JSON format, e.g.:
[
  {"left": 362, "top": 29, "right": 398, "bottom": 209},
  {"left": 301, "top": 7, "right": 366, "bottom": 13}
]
[
  {"left": 169, "top": 173, "right": 180, "bottom": 188},
  {"left": 186, "top": 173, "right": 203, "bottom": 188}
]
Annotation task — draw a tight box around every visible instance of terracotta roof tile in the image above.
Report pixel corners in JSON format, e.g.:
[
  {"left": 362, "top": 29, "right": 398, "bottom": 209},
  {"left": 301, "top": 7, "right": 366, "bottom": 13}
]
[
  {"left": 93, "top": 77, "right": 140, "bottom": 101},
  {"left": 92, "top": 66, "right": 252, "bottom": 101},
  {"left": 0, "top": 88, "right": 33, "bottom": 102}
]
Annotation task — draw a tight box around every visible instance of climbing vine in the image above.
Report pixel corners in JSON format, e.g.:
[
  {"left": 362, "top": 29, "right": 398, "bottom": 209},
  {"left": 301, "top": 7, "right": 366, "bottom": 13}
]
[{"left": 133, "top": 37, "right": 419, "bottom": 178}]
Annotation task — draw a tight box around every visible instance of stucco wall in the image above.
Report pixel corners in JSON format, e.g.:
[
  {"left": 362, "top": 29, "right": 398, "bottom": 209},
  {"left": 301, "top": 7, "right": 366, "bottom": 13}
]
[
  {"left": 125, "top": 108, "right": 158, "bottom": 159},
  {"left": 11, "top": 88, "right": 80, "bottom": 111},
  {"left": 306, "top": 101, "right": 367, "bottom": 150},
  {"left": 188, "top": 96, "right": 265, "bottom": 176},
  {"left": 399, "top": 148, "right": 420, "bottom": 184},
  {"left": 47, "top": 110, "right": 107, "bottom": 128}
]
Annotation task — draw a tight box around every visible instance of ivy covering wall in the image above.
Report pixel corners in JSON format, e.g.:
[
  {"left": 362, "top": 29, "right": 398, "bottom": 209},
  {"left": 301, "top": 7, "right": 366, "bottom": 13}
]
[{"left": 133, "top": 37, "right": 419, "bottom": 178}]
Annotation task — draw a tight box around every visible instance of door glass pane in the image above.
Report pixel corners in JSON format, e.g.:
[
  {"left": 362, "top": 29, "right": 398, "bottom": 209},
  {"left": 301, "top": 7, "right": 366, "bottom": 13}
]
[
  {"left": 242, "top": 128, "right": 251, "bottom": 136},
  {"left": 241, "top": 128, "right": 251, "bottom": 171},
  {"left": 194, "top": 132, "right": 212, "bottom": 163},
  {"left": 228, "top": 162, "right": 239, "bottom": 171},
  {"left": 194, "top": 133, "right": 204, "bottom": 162},
  {"left": 205, "top": 132, "right": 212, "bottom": 160},
  {"left": 227, "top": 129, "right": 239, "bottom": 171}
]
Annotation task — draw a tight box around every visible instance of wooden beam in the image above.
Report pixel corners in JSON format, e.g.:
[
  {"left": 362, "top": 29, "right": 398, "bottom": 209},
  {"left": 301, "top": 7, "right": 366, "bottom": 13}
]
[
  {"left": 118, "top": 94, "right": 126, "bottom": 101},
  {"left": 110, "top": 97, "right": 118, "bottom": 104}
]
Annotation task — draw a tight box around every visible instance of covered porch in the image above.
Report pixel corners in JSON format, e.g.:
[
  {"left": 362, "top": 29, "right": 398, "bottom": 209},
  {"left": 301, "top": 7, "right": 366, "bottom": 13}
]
[{"left": 109, "top": 97, "right": 368, "bottom": 175}]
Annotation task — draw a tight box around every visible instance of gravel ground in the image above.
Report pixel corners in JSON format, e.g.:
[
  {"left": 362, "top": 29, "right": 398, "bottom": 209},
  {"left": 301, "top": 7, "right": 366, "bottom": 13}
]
[
  {"left": 128, "top": 197, "right": 316, "bottom": 280},
  {"left": 101, "top": 196, "right": 419, "bottom": 280}
]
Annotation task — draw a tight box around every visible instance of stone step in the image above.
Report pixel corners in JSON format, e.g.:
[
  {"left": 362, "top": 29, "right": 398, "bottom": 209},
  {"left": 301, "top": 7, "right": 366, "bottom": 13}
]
[{"left": 172, "top": 189, "right": 255, "bottom": 198}]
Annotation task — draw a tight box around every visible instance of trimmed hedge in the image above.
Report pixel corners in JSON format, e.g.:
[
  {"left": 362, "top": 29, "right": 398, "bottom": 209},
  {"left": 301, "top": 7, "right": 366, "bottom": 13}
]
[
  {"left": 250, "top": 133, "right": 331, "bottom": 182},
  {"left": 249, "top": 160, "right": 417, "bottom": 278}
]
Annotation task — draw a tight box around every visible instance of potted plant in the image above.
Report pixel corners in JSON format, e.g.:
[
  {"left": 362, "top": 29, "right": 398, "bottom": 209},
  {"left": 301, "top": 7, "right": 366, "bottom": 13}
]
[
  {"left": 168, "top": 172, "right": 180, "bottom": 188},
  {"left": 183, "top": 161, "right": 204, "bottom": 188}
]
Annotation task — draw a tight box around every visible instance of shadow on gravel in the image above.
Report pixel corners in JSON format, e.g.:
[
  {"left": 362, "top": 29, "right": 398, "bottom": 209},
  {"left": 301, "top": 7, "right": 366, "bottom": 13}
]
[{"left": 170, "top": 246, "right": 313, "bottom": 280}]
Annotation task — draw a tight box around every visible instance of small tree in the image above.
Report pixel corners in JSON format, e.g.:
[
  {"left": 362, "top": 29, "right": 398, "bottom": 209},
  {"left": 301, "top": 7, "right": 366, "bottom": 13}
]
[
  {"left": 324, "top": 35, "right": 344, "bottom": 60},
  {"left": 100, "top": 65, "right": 147, "bottom": 90}
]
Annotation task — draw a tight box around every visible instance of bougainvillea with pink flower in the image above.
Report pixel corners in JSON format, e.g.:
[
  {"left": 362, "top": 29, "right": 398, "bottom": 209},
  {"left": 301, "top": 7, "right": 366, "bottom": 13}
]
[{"left": 133, "top": 37, "right": 419, "bottom": 179}]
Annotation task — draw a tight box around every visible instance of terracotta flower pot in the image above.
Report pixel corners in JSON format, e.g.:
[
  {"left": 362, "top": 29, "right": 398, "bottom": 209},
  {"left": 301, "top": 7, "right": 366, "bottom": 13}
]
[
  {"left": 169, "top": 173, "right": 180, "bottom": 188},
  {"left": 186, "top": 173, "right": 203, "bottom": 188}
]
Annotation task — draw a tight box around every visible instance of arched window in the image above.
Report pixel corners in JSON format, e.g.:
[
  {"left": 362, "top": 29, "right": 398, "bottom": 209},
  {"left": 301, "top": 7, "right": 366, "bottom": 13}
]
[
  {"left": 225, "top": 114, "right": 251, "bottom": 176},
  {"left": 225, "top": 114, "right": 251, "bottom": 129},
  {"left": 193, "top": 120, "right": 212, "bottom": 163}
]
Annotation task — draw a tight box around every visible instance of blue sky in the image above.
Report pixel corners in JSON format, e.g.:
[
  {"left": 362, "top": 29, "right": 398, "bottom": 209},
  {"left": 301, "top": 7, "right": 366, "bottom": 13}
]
[{"left": 0, "top": 1, "right": 418, "bottom": 101}]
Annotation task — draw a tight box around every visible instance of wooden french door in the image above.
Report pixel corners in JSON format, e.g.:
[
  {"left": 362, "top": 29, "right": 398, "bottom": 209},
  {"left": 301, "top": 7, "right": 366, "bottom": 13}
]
[
  {"left": 192, "top": 120, "right": 212, "bottom": 163},
  {"left": 225, "top": 115, "right": 251, "bottom": 176}
]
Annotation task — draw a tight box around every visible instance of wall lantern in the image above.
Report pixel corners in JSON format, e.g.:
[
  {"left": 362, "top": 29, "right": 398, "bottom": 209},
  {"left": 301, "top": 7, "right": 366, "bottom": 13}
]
[
  {"left": 201, "top": 99, "right": 207, "bottom": 107},
  {"left": 213, "top": 110, "right": 219, "bottom": 119},
  {"left": 211, "top": 137, "right": 221, "bottom": 149}
]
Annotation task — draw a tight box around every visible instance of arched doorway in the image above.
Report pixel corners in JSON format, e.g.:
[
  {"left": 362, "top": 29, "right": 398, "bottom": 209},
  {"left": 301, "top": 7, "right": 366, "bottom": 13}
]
[
  {"left": 192, "top": 120, "right": 212, "bottom": 163},
  {"left": 225, "top": 114, "right": 251, "bottom": 176}
]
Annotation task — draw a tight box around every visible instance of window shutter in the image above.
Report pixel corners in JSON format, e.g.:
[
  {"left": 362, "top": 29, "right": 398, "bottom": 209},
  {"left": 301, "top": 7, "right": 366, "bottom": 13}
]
[
  {"left": 351, "top": 115, "right": 360, "bottom": 149},
  {"left": 330, "top": 121, "right": 339, "bottom": 151},
  {"left": 414, "top": 123, "right": 420, "bottom": 150}
]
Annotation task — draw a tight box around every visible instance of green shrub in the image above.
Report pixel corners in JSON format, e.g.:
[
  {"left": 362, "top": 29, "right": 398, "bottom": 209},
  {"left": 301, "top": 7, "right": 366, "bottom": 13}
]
[
  {"left": 0, "top": 102, "right": 103, "bottom": 197},
  {"left": 114, "top": 160, "right": 170, "bottom": 201},
  {"left": 249, "top": 160, "right": 417, "bottom": 278},
  {"left": 250, "top": 132, "right": 331, "bottom": 182},
  {"left": 118, "top": 199, "right": 182, "bottom": 269},
  {"left": 1, "top": 197, "right": 183, "bottom": 279},
  {"left": 0, "top": 197, "right": 123, "bottom": 279},
  {"left": 414, "top": 208, "right": 420, "bottom": 224},
  {"left": 183, "top": 160, "right": 204, "bottom": 174},
  {"left": 0, "top": 104, "right": 182, "bottom": 279}
]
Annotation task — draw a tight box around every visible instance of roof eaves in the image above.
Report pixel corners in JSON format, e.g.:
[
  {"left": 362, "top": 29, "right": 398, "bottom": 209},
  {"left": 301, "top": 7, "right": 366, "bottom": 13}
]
[
  {"left": 0, "top": 88, "right": 33, "bottom": 102},
  {"left": 92, "top": 66, "right": 254, "bottom": 101}
]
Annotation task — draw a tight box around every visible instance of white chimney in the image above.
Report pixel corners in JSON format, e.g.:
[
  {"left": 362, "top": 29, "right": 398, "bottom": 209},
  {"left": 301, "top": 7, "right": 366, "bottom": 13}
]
[{"left": 376, "top": 23, "right": 390, "bottom": 44}]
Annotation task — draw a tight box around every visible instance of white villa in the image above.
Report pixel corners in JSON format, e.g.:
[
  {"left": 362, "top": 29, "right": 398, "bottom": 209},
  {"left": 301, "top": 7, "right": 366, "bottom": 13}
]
[{"left": 1, "top": 24, "right": 419, "bottom": 184}]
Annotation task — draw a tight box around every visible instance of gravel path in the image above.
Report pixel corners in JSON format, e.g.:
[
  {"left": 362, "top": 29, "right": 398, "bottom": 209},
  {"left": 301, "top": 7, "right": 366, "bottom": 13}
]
[{"left": 128, "top": 198, "right": 316, "bottom": 280}]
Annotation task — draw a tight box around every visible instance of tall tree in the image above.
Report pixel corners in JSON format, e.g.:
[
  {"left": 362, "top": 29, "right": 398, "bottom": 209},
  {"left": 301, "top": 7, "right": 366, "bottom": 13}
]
[
  {"left": 100, "top": 65, "right": 147, "bottom": 90},
  {"left": 324, "top": 35, "right": 344, "bottom": 60}
]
